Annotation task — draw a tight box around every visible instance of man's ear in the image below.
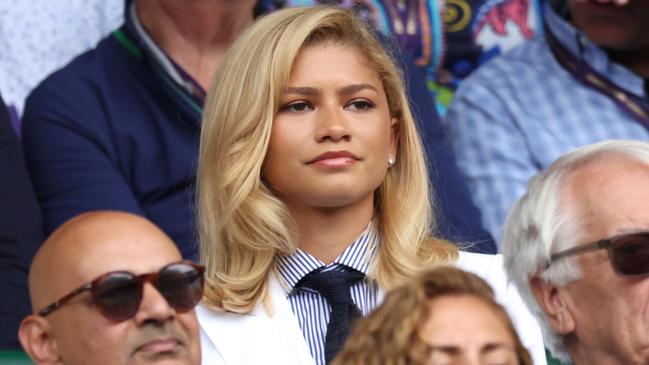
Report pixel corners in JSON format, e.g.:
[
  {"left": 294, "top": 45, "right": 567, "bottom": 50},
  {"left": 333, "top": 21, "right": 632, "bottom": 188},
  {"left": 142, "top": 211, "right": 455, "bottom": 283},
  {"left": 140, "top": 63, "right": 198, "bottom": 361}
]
[
  {"left": 530, "top": 276, "right": 575, "bottom": 335},
  {"left": 18, "top": 315, "right": 62, "bottom": 365}
]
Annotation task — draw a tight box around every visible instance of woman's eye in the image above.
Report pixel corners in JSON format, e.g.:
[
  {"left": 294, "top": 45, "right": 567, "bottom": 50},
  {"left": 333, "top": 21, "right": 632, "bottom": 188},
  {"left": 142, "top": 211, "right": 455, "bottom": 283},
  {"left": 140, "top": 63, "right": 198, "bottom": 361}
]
[
  {"left": 281, "top": 101, "right": 313, "bottom": 113},
  {"left": 346, "top": 99, "right": 374, "bottom": 111}
]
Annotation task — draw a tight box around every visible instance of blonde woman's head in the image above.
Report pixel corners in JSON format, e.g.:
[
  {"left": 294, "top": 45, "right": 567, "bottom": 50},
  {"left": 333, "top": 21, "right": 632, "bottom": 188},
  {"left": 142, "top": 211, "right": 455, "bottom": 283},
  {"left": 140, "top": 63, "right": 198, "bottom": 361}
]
[{"left": 198, "top": 6, "right": 456, "bottom": 313}]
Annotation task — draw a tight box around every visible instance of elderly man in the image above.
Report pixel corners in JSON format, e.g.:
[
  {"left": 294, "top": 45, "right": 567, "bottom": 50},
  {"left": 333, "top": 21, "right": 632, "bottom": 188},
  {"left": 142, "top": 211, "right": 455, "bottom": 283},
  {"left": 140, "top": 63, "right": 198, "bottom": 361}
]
[
  {"left": 446, "top": 0, "right": 649, "bottom": 245},
  {"left": 503, "top": 140, "right": 649, "bottom": 365},
  {"left": 18, "top": 211, "right": 202, "bottom": 365}
]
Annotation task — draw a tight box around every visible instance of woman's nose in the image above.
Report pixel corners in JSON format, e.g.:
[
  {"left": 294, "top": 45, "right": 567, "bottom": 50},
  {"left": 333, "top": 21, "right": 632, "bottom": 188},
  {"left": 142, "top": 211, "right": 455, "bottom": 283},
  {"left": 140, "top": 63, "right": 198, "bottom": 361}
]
[{"left": 314, "top": 104, "right": 351, "bottom": 142}]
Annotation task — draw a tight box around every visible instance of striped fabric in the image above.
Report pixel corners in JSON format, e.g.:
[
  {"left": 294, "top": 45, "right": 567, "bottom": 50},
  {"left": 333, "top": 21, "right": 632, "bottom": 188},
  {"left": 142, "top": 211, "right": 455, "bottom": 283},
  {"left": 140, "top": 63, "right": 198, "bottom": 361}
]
[
  {"left": 446, "top": 1, "right": 649, "bottom": 245},
  {"left": 276, "top": 222, "right": 380, "bottom": 365}
]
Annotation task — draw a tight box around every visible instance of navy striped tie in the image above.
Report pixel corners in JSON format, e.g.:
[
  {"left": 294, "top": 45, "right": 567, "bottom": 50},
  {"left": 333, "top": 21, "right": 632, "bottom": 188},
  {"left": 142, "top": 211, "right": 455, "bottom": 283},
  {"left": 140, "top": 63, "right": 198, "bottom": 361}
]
[{"left": 296, "top": 268, "right": 365, "bottom": 364}]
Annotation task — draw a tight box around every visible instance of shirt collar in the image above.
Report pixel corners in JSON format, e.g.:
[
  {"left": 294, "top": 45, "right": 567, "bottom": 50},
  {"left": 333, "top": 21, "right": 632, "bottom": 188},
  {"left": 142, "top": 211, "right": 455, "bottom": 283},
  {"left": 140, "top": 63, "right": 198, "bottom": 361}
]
[
  {"left": 275, "top": 221, "right": 379, "bottom": 295},
  {"left": 544, "top": 1, "right": 645, "bottom": 96},
  {"left": 126, "top": 0, "right": 206, "bottom": 105}
]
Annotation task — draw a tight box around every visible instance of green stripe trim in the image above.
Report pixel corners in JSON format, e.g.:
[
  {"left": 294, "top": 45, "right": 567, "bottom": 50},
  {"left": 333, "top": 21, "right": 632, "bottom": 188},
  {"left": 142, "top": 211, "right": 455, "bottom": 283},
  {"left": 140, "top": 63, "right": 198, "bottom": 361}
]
[
  {"left": 158, "top": 70, "right": 203, "bottom": 115},
  {"left": 0, "top": 350, "right": 34, "bottom": 365},
  {"left": 545, "top": 348, "right": 570, "bottom": 365},
  {"left": 112, "top": 29, "right": 143, "bottom": 58},
  {"left": 111, "top": 29, "right": 201, "bottom": 116}
]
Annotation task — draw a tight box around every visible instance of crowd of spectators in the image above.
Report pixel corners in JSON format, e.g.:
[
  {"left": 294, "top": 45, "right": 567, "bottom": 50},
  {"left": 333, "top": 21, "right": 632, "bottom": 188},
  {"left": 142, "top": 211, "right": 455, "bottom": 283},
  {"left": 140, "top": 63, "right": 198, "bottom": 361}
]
[{"left": 1, "top": 1, "right": 648, "bottom": 365}]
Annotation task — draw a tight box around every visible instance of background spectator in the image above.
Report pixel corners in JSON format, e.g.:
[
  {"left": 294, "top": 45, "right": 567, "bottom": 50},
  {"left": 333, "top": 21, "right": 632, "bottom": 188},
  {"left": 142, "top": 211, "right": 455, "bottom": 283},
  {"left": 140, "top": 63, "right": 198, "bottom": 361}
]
[
  {"left": 21, "top": 0, "right": 260, "bottom": 259},
  {"left": 446, "top": 0, "right": 649, "bottom": 244},
  {"left": 0, "top": 93, "right": 42, "bottom": 349},
  {"left": 18, "top": 211, "right": 202, "bottom": 365},
  {"left": 0, "top": 0, "right": 122, "bottom": 131},
  {"left": 333, "top": 266, "right": 532, "bottom": 365},
  {"left": 503, "top": 140, "right": 649, "bottom": 364}
]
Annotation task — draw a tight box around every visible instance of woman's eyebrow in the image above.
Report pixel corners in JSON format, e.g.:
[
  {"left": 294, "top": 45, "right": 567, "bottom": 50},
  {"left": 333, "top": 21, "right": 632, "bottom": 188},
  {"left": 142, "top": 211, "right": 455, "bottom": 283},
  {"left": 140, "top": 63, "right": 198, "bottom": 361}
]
[
  {"left": 481, "top": 342, "right": 516, "bottom": 354},
  {"left": 339, "top": 83, "right": 378, "bottom": 95},
  {"left": 429, "top": 345, "right": 461, "bottom": 355},
  {"left": 429, "top": 342, "right": 515, "bottom": 355},
  {"left": 285, "top": 86, "right": 319, "bottom": 96},
  {"left": 285, "top": 83, "right": 378, "bottom": 96}
]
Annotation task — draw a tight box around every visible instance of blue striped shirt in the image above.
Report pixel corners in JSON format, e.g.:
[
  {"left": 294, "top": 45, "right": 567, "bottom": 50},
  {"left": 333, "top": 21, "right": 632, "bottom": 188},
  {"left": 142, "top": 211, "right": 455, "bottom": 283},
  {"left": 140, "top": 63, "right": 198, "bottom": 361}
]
[
  {"left": 276, "top": 223, "right": 379, "bottom": 365},
  {"left": 446, "top": 1, "right": 648, "bottom": 245}
]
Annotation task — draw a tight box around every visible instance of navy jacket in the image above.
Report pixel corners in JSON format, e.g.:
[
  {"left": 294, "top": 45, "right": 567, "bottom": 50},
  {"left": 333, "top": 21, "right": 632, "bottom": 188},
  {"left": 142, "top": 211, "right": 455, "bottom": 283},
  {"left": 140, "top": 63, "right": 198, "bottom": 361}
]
[
  {"left": 23, "top": 24, "right": 495, "bottom": 257},
  {"left": 0, "top": 93, "right": 43, "bottom": 349}
]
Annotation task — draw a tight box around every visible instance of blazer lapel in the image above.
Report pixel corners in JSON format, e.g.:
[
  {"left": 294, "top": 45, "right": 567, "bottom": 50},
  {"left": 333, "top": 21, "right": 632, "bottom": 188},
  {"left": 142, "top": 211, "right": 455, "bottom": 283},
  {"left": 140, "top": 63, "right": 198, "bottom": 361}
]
[
  {"left": 197, "top": 274, "right": 316, "bottom": 365},
  {"left": 264, "top": 273, "right": 316, "bottom": 364}
]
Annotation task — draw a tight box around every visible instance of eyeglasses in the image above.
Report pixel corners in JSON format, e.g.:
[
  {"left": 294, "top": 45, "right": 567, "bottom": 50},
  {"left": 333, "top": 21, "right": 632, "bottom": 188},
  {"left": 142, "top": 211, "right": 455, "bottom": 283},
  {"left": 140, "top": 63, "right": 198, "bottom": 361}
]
[
  {"left": 39, "top": 260, "right": 205, "bottom": 321},
  {"left": 547, "top": 232, "right": 649, "bottom": 277}
]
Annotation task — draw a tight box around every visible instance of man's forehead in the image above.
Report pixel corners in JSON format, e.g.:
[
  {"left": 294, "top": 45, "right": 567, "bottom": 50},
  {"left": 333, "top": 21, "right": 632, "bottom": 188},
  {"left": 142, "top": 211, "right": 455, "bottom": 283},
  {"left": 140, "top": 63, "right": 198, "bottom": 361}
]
[
  {"left": 65, "top": 220, "right": 181, "bottom": 278},
  {"left": 563, "top": 156, "right": 649, "bottom": 240},
  {"left": 30, "top": 212, "right": 181, "bottom": 307}
]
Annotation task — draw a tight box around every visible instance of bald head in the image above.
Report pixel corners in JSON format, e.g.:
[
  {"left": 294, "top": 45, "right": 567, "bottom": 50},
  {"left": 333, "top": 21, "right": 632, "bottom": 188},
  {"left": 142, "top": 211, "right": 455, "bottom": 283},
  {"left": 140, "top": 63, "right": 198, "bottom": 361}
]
[
  {"left": 21, "top": 211, "right": 201, "bottom": 365},
  {"left": 29, "top": 211, "right": 181, "bottom": 313}
]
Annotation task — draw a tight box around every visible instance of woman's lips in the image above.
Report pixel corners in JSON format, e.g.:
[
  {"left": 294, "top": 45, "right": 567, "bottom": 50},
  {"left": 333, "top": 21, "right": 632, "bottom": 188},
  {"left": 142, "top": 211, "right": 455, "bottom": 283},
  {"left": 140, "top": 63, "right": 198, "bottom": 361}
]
[{"left": 307, "top": 151, "right": 360, "bottom": 168}]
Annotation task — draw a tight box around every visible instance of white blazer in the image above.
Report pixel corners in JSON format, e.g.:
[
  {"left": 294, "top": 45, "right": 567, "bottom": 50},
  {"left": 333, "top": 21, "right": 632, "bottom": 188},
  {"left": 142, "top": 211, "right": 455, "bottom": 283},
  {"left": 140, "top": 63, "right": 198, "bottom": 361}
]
[{"left": 198, "top": 252, "right": 546, "bottom": 365}]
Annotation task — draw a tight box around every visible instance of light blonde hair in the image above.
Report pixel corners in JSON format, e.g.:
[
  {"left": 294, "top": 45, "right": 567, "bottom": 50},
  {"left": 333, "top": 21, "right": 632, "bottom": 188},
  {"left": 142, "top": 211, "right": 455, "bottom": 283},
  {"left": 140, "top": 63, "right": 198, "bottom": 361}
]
[
  {"left": 333, "top": 266, "right": 533, "bottom": 365},
  {"left": 198, "top": 6, "right": 458, "bottom": 313}
]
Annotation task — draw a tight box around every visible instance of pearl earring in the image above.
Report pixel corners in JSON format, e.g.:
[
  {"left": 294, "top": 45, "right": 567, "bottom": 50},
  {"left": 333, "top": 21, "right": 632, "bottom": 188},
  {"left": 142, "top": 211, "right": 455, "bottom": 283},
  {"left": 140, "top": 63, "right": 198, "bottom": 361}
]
[{"left": 388, "top": 157, "right": 394, "bottom": 166}]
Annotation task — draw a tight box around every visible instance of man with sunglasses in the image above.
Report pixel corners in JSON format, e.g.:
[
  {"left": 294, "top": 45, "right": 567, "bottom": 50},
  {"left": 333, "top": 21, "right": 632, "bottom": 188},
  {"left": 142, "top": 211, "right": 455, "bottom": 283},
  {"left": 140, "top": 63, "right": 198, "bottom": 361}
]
[
  {"left": 502, "top": 140, "right": 649, "bottom": 365},
  {"left": 18, "top": 211, "right": 202, "bottom": 365}
]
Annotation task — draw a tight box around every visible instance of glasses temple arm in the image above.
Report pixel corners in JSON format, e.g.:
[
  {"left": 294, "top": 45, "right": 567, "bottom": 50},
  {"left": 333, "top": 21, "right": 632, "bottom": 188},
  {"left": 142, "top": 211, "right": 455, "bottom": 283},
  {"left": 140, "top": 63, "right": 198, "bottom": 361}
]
[{"left": 38, "top": 283, "right": 93, "bottom": 317}]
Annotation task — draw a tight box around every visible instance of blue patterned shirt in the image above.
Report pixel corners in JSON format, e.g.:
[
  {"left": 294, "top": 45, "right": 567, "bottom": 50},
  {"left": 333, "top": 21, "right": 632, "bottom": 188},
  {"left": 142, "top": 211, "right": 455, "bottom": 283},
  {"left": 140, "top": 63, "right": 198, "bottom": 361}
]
[
  {"left": 276, "top": 223, "right": 379, "bottom": 365},
  {"left": 446, "top": 1, "right": 648, "bottom": 245}
]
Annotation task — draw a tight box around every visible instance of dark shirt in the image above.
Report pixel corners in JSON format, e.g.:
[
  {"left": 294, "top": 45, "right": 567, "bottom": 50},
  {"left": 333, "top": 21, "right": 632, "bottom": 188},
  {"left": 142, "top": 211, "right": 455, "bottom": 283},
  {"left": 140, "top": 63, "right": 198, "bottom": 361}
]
[
  {"left": 0, "top": 93, "right": 43, "bottom": 349},
  {"left": 23, "top": 25, "right": 201, "bottom": 259}
]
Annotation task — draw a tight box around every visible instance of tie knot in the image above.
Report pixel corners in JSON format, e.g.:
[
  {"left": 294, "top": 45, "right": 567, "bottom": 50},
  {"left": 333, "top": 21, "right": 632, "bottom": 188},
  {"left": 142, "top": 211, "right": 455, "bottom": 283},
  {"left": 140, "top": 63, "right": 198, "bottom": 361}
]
[{"left": 296, "top": 268, "right": 365, "bottom": 305}]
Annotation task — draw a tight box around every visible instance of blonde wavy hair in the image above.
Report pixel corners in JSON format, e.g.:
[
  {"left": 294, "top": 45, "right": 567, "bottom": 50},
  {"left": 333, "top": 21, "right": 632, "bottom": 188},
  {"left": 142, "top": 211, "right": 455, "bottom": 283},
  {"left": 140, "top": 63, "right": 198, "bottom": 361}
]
[
  {"left": 333, "top": 266, "right": 533, "bottom": 365},
  {"left": 198, "top": 6, "right": 458, "bottom": 313}
]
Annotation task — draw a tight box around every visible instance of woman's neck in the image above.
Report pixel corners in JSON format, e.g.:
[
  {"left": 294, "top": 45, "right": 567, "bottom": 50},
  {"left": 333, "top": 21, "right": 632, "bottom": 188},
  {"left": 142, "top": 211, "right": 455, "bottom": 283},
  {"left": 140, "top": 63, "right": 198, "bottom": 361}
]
[
  {"left": 288, "top": 197, "right": 375, "bottom": 265},
  {"left": 137, "top": 0, "right": 256, "bottom": 90}
]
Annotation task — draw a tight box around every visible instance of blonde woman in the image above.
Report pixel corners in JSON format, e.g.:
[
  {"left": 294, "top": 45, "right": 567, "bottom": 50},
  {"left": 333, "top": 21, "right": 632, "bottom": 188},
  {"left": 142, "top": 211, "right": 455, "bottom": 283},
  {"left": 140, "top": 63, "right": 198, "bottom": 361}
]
[
  {"left": 196, "top": 6, "right": 545, "bottom": 365},
  {"left": 333, "top": 266, "right": 534, "bottom": 365}
]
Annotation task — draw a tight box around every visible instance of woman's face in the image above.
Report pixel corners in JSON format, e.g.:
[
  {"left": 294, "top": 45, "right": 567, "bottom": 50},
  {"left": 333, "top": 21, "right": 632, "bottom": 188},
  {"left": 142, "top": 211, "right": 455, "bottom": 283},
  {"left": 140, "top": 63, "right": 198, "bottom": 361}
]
[
  {"left": 264, "top": 43, "right": 397, "bottom": 213},
  {"left": 421, "top": 295, "right": 519, "bottom": 365}
]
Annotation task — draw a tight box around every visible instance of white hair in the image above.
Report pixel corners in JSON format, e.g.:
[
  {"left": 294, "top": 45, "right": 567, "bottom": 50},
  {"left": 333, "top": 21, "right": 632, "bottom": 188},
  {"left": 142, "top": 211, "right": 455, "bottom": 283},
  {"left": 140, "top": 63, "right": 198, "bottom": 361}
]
[{"left": 502, "top": 140, "right": 649, "bottom": 361}]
